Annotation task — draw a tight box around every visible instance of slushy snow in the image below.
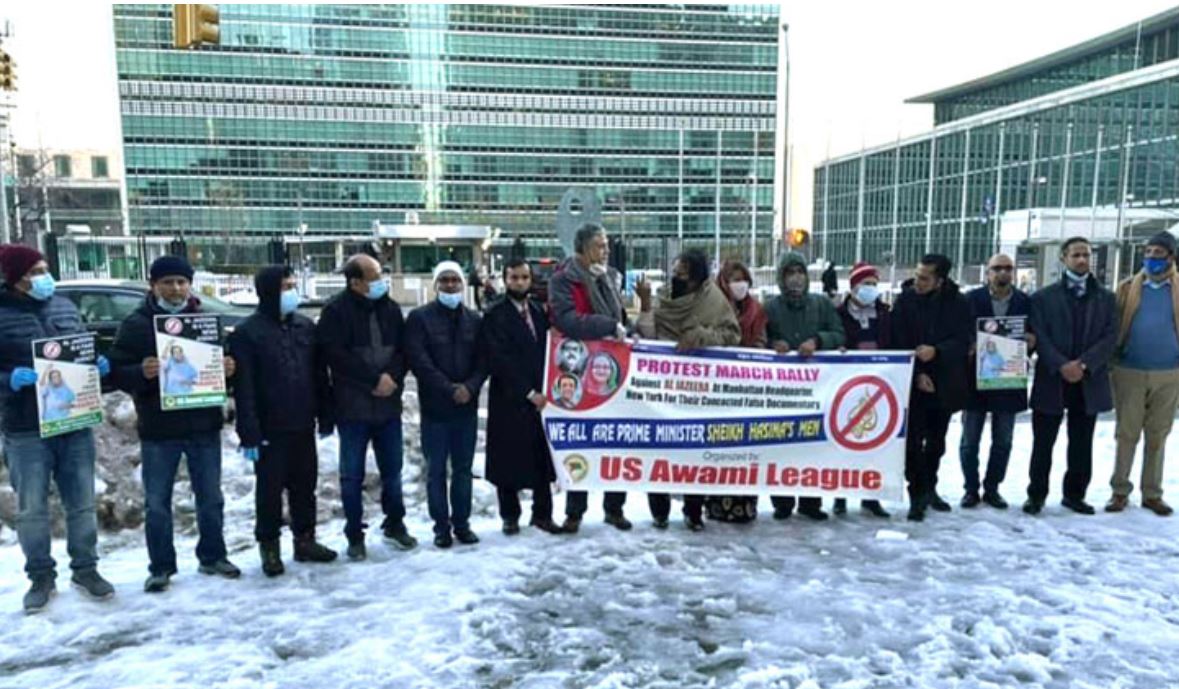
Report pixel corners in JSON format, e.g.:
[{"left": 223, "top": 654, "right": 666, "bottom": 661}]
[{"left": 2, "top": 414, "right": 1179, "bottom": 688}]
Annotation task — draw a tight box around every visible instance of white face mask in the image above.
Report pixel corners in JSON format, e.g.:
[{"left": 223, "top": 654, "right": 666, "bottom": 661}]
[{"left": 729, "top": 281, "right": 750, "bottom": 301}]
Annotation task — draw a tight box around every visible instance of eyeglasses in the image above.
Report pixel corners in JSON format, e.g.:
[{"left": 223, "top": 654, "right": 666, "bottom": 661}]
[{"left": 989, "top": 266, "right": 1014, "bottom": 272}]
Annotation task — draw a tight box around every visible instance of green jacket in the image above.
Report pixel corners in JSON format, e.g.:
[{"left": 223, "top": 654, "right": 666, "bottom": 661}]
[{"left": 764, "top": 294, "right": 846, "bottom": 350}]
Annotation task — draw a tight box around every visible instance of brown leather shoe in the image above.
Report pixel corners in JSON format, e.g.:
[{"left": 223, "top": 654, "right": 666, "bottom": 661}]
[
  {"left": 1143, "top": 498, "right": 1174, "bottom": 516},
  {"left": 1104, "top": 495, "right": 1129, "bottom": 512}
]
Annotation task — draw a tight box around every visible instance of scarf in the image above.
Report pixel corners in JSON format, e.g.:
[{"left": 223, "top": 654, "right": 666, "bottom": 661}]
[
  {"left": 565, "top": 257, "right": 623, "bottom": 321},
  {"left": 846, "top": 297, "right": 878, "bottom": 329},
  {"left": 653, "top": 280, "right": 739, "bottom": 343}
]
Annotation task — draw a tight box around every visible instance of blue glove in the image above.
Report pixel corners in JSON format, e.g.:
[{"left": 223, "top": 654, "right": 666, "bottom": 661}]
[
  {"left": 96, "top": 355, "right": 111, "bottom": 378},
  {"left": 241, "top": 446, "right": 260, "bottom": 462},
  {"left": 9, "top": 367, "right": 37, "bottom": 391}
]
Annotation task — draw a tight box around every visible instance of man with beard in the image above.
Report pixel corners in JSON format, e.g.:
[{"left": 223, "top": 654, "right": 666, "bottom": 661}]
[
  {"left": 960, "top": 254, "right": 1034, "bottom": 511},
  {"left": 548, "top": 223, "right": 633, "bottom": 533},
  {"left": 890, "top": 254, "right": 972, "bottom": 522},
  {"left": 635, "top": 248, "right": 740, "bottom": 530},
  {"left": 479, "top": 258, "right": 563, "bottom": 536},
  {"left": 764, "top": 251, "right": 845, "bottom": 521}
]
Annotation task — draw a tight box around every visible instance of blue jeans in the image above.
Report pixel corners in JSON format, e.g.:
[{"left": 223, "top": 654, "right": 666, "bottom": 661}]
[
  {"left": 959, "top": 410, "right": 1016, "bottom": 495},
  {"left": 337, "top": 419, "right": 406, "bottom": 538},
  {"left": 421, "top": 414, "right": 477, "bottom": 536},
  {"left": 142, "top": 431, "right": 226, "bottom": 575},
  {"left": 4, "top": 429, "right": 98, "bottom": 581}
]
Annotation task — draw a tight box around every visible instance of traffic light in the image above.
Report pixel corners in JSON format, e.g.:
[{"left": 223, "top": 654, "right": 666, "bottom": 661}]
[
  {"left": 787, "top": 228, "right": 810, "bottom": 248},
  {"left": 0, "top": 49, "right": 15, "bottom": 92},
  {"left": 173, "top": 4, "right": 221, "bottom": 49}
]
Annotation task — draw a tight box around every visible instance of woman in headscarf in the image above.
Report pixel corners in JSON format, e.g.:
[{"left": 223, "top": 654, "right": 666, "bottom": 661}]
[{"left": 705, "top": 260, "right": 768, "bottom": 524}]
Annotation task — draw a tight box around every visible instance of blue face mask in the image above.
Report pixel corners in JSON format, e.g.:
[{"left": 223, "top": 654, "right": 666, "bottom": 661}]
[
  {"left": 438, "top": 291, "right": 463, "bottom": 310},
  {"left": 855, "top": 284, "right": 879, "bottom": 304},
  {"left": 279, "top": 288, "right": 301, "bottom": 316},
  {"left": 27, "top": 274, "right": 55, "bottom": 301},
  {"left": 1144, "top": 257, "right": 1170, "bottom": 276},
  {"left": 156, "top": 297, "right": 186, "bottom": 313},
  {"left": 366, "top": 278, "right": 389, "bottom": 301}
]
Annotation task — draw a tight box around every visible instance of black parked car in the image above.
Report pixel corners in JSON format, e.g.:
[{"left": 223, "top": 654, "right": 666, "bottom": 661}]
[{"left": 56, "top": 280, "right": 252, "bottom": 359}]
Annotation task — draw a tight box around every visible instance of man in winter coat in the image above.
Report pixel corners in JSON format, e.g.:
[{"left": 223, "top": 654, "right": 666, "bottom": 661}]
[
  {"left": 109, "top": 255, "right": 239, "bottom": 593},
  {"left": 890, "top": 254, "right": 972, "bottom": 522},
  {"left": 1024, "top": 237, "right": 1117, "bottom": 516},
  {"left": 960, "top": 254, "right": 1033, "bottom": 511},
  {"left": 635, "top": 248, "right": 741, "bottom": 530},
  {"left": 765, "top": 251, "right": 846, "bottom": 521},
  {"left": 406, "top": 261, "right": 487, "bottom": 549},
  {"left": 548, "top": 222, "right": 633, "bottom": 533},
  {"left": 833, "top": 261, "right": 891, "bottom": 519},
  {"left": 0, "top": 245, "right": 115, "bottom": 613},
  {"left": 480, "top": 258, "right": 563, "bottom": 536},
  {"left": 1107, "top": 232, "right": 1179, "bottom": 516},
  {"left": 229, "top": 266, "right": 337, "bottom": 576},
  {"left": 316, "top": 254, "right": 416, "bottom": 560}
]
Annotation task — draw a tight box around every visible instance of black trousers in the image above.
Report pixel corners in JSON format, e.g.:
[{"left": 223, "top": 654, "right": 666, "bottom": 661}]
[
  {"left": 497, "top": 482, "right": 554, "bottom": 523},
  {"left": 905, "top": 403, "right": 954, "bottom": 505},
  {"left": 648, "top": 493, "right": 704, "bottom": 521},
  {"left": 1028, "top": 383, "right": 1096, "bottom": 502},
  {"left": 254, "top": 430, "right": 318, "bottom": 543},
  {"left": 769, "top": 496, "right": 823, "bottom": 513},
  {"left": 565, "top": 490, "right": 626, "bottom": 518}
]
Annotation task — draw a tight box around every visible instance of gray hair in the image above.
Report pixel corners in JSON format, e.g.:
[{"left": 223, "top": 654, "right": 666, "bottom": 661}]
[{"left": 574, "top": 223, "right": 606, "bottom": 256}]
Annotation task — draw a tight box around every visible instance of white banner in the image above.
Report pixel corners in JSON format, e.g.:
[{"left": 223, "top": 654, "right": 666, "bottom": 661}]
[{"left": 542, "top": 333, "right": 914, "bottom": 501}]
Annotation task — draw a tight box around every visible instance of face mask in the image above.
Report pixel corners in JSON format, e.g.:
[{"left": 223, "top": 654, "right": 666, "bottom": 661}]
[
  {"left": 855, "top": 284, "right": 879, "bottom": 304},
  {"left": 507, "top": 287, "right": 529, "bottom": 302},
  {"left": 1064, "top": 267, "right": 1088, "bottom": 281},
  {"left": 280, "top": 288, "right": 301, "bottom": 316},
  {"left": 1144, "top": 257, "right": 1170, "bottom": 276},
  {"left": 784, "top": 273, "right": 807, "bottom": 295},
  {"left": 729, "top": 281, "right": 750, "bottom": 301},
  {"left": 156, "top": 296, "right": 185, "bottom": 313},
  {"left": 588, "top": 262, "right": 607, "bottom": 277},
  {"left": 366, "top": 278, "right": 389, "bottom": 300},
  {"left": 438, "top": 291, "right": 463, "bottom": 310},
  {"left": 671, "top": 277, "right": 691, "bottom": 299},
  {"left": 27, "top": 274, "right": 55, "bottom": 301}
]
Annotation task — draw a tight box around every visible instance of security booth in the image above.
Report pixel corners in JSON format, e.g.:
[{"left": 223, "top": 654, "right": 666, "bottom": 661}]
[{"left": 370, "top": 222, "right": 491, "bottom": 274}]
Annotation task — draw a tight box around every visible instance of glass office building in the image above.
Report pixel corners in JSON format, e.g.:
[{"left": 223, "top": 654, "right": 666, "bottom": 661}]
[
  {"left": 814, "top": 7, "right": 1179, "bottom": 283},
  {"left": 113, "top": 4, "right": 783, "bottom": 268}
]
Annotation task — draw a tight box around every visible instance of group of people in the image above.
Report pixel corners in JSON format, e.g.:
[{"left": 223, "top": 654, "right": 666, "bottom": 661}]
[{"left": 2, "top": 225, "right": 1175, "bottom": 615}]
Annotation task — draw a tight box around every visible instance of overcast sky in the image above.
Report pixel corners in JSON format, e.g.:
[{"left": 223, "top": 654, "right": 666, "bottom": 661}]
[{"left": 3, "top": 1, "right": 1178, "bottom": 230}]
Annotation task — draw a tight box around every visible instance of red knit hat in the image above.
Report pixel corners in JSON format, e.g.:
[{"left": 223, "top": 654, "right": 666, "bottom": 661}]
[
  {"left": 848, "top": 261, "right": 879, "bottom": 290},
  {"left": 0, "top": 244, "right": 45, "bottom": 286}
]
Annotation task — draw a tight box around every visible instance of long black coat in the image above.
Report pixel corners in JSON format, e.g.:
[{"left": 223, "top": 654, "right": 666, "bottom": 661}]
[
  {"left": 1029, "top": 275, "right": 1116, "bottom": 416},
  {"left": 479, "top": 297, "right": 555, "bottom": 490},
  {"left": 964, "top": 286, "right": 1031, "bottom": 414},
  {"left": 890, "top": 279, "right": 973, "bottom": 412}
]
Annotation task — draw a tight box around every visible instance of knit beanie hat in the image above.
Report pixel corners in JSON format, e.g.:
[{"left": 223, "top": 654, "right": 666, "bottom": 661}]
[
  {"left": 0, "top": 244, "right": 45, "bottom": 286},
  {"left": 149, "top": 255, "right": 195, "bottom": 282}
]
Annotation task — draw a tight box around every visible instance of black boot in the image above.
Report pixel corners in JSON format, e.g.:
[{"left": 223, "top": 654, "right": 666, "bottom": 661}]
[
  {"left": 862, "top": 500, "right": 891, "bottom": 518},
  {"left": 294, "top": 533, "right": 338, "bottom": 563},
  {"left": 346, "top": 533, "right": 367, "bottom": 561},
  {"left": 259, "top": 540, "right": 285, "bottom": 577},
  {"left": 833, "top": 498, "right": 848, "bottom": 515}
]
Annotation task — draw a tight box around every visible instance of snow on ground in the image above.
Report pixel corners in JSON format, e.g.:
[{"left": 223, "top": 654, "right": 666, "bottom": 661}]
[{"left": 3, "top": 415, "right": 1179, "bottom": 688}]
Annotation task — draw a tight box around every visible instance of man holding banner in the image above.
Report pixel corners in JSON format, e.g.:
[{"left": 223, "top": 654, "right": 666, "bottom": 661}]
[
  {"left": 635, "top": 248, "right": 740, "bottom": 530},
  {"left": 764, "top": 251, "right": 846, "bottom": 521},
  {"left": 548, "top": 223, "right": 634, "bottom": 533},
  {"left": 959, "top": 254, "right": 1033, "bottom": 510},
  {"left": 890, "top": 254, "right": 972, "bottom": 522},
  {"left": 109, "top": 256, "right": 240, "bottom": 593},
  {"left": 0, "top": 245, "right": 114, "bottom": 613}
]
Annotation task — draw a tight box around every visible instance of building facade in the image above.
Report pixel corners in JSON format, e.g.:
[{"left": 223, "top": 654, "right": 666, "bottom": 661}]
[
  {"left": 114, "top": 4, "right": 784, "bottom": 269},
  {"left": 814, "top": 8, "right": 1179, "bottom": 287}
]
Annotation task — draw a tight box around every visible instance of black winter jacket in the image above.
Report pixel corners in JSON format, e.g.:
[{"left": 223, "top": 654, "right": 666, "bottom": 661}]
[
  {"left": 228, "top": 267, "right": 333, "bottom": 446},
  {"left": 890, "top": 280, "right": 973, "bottom": 412},
  {"left": 405, "top": 300, "right": 487, "bottom": 420},
  {"left": 108, "top": 295, "right": 225, "bottom": 441},
  {"left": 315, "top": 288, "right": 406, "bottom": 424},
  {"left": 0, "top": 288, "right": 86, "bottom": 434}
]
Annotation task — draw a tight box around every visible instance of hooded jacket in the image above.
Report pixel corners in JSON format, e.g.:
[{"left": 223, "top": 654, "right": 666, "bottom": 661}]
[
  {"left": 0, "top": 287, "right": 85, "bottom": 434},
  {"left": 227, "top": 267, "right": 332, "bottom": 446},
  {"left": 763, "top": 252, "right": 845, "bottom": 351},
  {"left": 108, "top": 293, "right": 225, "bottom": 441}
]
